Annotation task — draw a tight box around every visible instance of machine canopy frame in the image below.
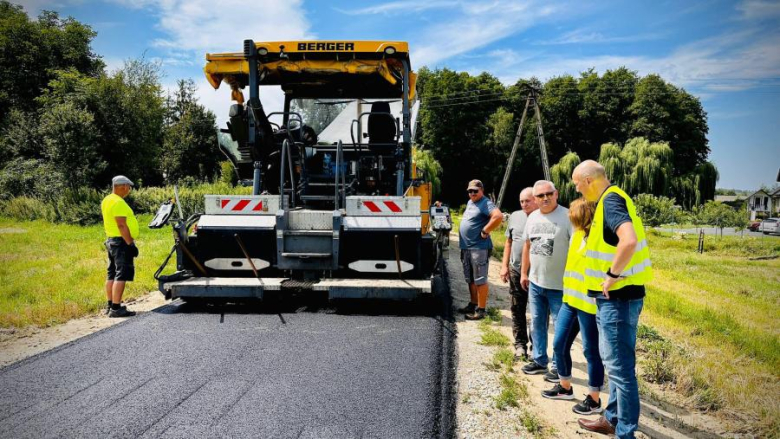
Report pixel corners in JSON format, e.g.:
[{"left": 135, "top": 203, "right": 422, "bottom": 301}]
[{"left": 204, "top": 41, "right": 416, "bottom": 101}]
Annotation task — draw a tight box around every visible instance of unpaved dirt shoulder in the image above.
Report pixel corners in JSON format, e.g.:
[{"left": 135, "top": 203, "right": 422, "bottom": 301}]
[
  {"left": 0, "top": 292, "right": 167, "bottom": 368},
  {"left": 448, "top": 234, "right": 729, "bottom": 438}
]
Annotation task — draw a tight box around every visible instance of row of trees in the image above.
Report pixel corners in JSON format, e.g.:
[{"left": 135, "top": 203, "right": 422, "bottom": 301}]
[
  {"left": 416, "top": 67, "right": 717, "bottom": 210},
  {"left": 0, "top": 3, "right": 220, "bottom": 201},
  {"left": 634, "top": 194, "right": 748, "bottom": 231}
]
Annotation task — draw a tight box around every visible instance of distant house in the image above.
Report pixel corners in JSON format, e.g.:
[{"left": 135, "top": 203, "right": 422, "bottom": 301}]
[{"left": 747, "top": 189, "right": 780, "bottom": 220}]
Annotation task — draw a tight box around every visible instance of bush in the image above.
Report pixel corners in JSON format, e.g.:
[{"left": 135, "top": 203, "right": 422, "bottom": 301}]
[
  {"left": 634, "top": 193, "right": 677, "bottom": 227},
  {"left": 128, "top": 183, "right": 251, "bottom": 218},
  {"left": 1, "top": 183, "right": 253, "bottom": 224},
  {"left": 53, "top": 188, "right": 103, "bottom": 225},
  {"left": 219, "top": 161, "right": 238, "bottom": 187},
  {"left": 1, "top": 196, "right": 55, "bottom": 221}
]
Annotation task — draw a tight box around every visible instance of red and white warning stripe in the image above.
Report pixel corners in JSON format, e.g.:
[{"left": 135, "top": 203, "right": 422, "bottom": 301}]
[
  {"left": 346, "top": 196, "right": 421, "bottom": 216},
  {"left": 204, "top": 195, "right": 280, "bottom": 215}
]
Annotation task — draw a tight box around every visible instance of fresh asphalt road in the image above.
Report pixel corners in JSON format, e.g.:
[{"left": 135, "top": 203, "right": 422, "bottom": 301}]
[{"left": 0, "top": 278, "right": 455, "bottom": 438}]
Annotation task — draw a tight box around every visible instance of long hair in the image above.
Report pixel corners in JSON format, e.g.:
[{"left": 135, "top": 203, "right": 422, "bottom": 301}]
[{"left": 569, "top": 198, "right": 596, "bottom": 236}]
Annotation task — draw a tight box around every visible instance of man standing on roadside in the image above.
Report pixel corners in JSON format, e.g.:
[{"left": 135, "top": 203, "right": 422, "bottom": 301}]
[
  {"left": 520, "top": 180, "right": 572, "bottom": 382},
  {"left": 101, "top": 175, "right": 139, "bottom": 318},
  {"left": 572, "top": 160, "right": 652, "bottom": 439},
  {"left": 458, "top": 179, "right": 504, "bottom": 320},
  {"left": 500, "top": 187, "right": 538, "bottom": 360}
]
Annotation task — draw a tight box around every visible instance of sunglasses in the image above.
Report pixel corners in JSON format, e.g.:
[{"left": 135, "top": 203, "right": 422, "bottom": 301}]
[
  {"left": 534, "top": 191, "right": 555, "bottom": 199},
  {"left": 467, "top": 189, "right": 480, "bottom": 194}
]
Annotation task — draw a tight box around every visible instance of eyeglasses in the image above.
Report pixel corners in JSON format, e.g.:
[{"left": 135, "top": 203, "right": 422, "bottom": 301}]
[
  {"left": 534, "top": 191, "right": 555, "bottom": 199},
  {"left": 467, "top": 189, "right": 480, "bottom": 194}
]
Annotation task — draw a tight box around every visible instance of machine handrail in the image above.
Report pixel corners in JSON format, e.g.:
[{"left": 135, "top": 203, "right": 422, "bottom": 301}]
[{"left": 279, "top": 139, "right": 296, "bottom": 209}]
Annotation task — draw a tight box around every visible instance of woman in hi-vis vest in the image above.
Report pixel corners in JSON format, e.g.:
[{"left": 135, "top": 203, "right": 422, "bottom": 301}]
[{"left": 541, "top": 198, "right": 605, "bottom": 417}]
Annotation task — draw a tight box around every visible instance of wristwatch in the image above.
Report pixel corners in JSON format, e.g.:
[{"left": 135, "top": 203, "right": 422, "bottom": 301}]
[
  {"left": 606, "top": 268, "right": 620, "bottom": 279},
  {"left": 480, "top": 229, "right": 488, "bottom": 238}
]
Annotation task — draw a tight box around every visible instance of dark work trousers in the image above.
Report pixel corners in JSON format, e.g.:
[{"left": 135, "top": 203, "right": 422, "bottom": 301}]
[{"left": 509, "top": 267, "right": 532, "bottom": 349}]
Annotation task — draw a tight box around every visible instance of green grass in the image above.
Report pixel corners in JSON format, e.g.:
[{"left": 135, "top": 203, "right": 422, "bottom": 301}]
[
  {"left": 643, "top": 231, "right": 779, "bottom": 435},
  {"left": 479, "top": 327, "right": 511, "bottom": 347},
  {"left": 488, "top": 348, "right": 515, "bottom": 372},
  {"left": 494, "top": 373, "right": 527, "bottom": 410},
  {"left": 0, "top": 215, "right": 175, "bottom": 327}
]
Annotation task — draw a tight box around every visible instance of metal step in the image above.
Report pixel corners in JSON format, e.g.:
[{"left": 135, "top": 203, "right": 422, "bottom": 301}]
[
  {"left": 284, "top": 230, "right": 333, "bottom": 236},
  {"left": 281, "top": 252, "right": 332, "bottom": 259},
  {"left": 300, "top": 194, "right": 336, "bottom": 201}
]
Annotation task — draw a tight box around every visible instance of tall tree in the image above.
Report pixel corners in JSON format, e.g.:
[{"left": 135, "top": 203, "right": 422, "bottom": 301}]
[
  {"left": 161, "top": 79, "right": 219, "bottom": 183},
  {"left": 0, "top": 2, "right": 104, "bottom": 123}
]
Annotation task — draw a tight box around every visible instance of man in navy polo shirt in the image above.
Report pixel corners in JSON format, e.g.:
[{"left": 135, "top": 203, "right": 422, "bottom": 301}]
[{"left": 458, "top": 179, "right": 503, "bottom": 320}]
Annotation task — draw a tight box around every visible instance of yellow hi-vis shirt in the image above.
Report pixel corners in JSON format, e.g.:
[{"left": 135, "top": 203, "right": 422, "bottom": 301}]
[
  {"left": 584, "top": 186, "right": 652, "bottom": 292},
  {"left": 101, "top": 194, "right": 139, "bottom": 239},
  {"left": 562, "top": 230, "right": 597, "bottom": 315}
]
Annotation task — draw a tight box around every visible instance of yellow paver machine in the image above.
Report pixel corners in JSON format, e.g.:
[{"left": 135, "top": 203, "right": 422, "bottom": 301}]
[{"left": 156, "top": 40, "right": 448, "bottom": 301}]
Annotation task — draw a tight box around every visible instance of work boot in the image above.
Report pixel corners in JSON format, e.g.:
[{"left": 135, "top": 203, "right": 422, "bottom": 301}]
[
  {"left": 464, "top": 307, "right": 486, "bottom": 320},
  {"left": 108, "top": 307, "right": 136, "bottom": 318},
  {"left": 578, "top": 416, "right": 616, "bottom": 435},
  {"left": 457, "top": 302, "right": 477, "bottom": 314}
]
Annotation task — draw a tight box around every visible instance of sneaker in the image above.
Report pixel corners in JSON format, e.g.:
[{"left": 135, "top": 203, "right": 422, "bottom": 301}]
[
  {"left": 544, "top": 369, "right": 560, "bottom": 383},
  {"left": 108, "top": 307, "right": 136, "bottom": 318},
  {"left": 105, "top": 303, "right": 112, "bottom": 315},
  {"left": 541, "top": 383, "right": 575, "bottom": 400},
  {"left": 457, "top": 302, "right": 477, "bottom": 314},
  {"left": 465, "top": 308, "right": 486, "bottom": 321},
  {"left": 572, "top": 395, "right": 603, "bottom": 415},
  {"left": 514, "top": 347, "right": 529, "bottom": 362},
  {"left": 521, "top": 362, "right": 547, "bottom": 375}
]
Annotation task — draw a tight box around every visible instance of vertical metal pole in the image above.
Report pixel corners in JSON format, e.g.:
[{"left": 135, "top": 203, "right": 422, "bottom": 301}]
[
  {"left": 496, "top": 95, "right": 531, "bottom": 209},
  {"left": 244, "top": 39, "right": 262, "bottom": 195},
  {"left": 397, "top": 59, "right": 411, "bottom": 196}
]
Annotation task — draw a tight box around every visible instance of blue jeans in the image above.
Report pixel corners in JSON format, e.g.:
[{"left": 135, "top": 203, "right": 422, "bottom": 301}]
[
  {"left": 577, "top": 308, "right": 605, "bottom": 392},
  {"left": 529, "top": 282, "right": 563, "bottom": 368},
  {"left": 597, "top": 298, "right": 644, "bottom": 439},
  {"left": 552, "top": 302, "right": 579, "bottom": 380}
]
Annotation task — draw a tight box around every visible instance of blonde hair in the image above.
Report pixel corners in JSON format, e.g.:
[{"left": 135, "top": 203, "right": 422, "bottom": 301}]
[{"left": 569, "top": 198, "right": 596, "bottom": 235}]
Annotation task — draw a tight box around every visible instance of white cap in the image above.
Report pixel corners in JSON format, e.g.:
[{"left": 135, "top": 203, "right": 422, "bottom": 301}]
[{"left": 112, "top": 175, "right": 134, "bottom": 186}]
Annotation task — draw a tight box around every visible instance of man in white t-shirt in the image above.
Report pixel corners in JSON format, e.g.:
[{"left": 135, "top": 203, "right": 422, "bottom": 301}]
[{"left": 520, "top": 180, "right": 573, "bottom": 381}]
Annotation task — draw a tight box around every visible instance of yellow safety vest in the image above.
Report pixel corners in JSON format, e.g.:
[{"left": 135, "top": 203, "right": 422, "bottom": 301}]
[
  {"left": 563, "top": 230, "right": 597, "bottom": 314},
  {"left": 584, "top": 186, "right": 652, "bottom": 292}
]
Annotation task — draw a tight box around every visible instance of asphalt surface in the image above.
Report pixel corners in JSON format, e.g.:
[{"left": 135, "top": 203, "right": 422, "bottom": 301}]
[{"left": 0, "top": 276, "right": 456, "bottom": 439}]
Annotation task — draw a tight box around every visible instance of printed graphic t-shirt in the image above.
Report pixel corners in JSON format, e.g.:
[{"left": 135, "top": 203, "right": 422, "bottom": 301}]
[
  {"left": 523, "top": 205, "right": 572, "bottom": 290},
  {"left": 505, "top": 210, "right": 529, "bottom": 271},
  {"left": 459, "top": 196, "right": 497, "bottom": 250}
]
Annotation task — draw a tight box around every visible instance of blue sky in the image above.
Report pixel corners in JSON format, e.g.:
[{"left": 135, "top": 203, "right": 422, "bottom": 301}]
[{"left": 19, "top": 0, "right": 780, "bottom": 190}]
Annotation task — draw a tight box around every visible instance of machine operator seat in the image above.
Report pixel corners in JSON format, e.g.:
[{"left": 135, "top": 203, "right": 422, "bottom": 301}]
[{"left": 367, "top": 101, "right": 396, "bottom": 152}]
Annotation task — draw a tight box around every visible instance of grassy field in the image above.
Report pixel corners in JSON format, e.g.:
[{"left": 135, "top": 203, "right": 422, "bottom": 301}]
[
  {"left": 452, "top": 213, "right": 779, "bottom": 435},
  {"left": 0, "top": 215, "right": 174, "bottom": 327}
]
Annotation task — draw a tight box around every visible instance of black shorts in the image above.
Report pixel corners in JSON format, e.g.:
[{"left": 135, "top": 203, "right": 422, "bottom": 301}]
[{"left": 106, "top": 238, "right": 136, "bottom": 281}]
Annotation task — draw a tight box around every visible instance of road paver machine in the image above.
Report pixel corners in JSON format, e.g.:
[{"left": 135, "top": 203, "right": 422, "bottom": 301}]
[{"left": 156, "top": 40, "right": 447, "bottom": 301}]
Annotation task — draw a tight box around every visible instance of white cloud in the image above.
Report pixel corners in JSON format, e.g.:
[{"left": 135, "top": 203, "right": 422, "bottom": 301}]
[
  {"left": 737, "top": 0, "right": 780, "bottom": 20},
  {"left": 109, "top": 0, "right": 310, "bottom": 126},
  {"left": 335, "top": 1, "right": 457, "bottom": 15},
  {"left": 537, "top": 28, "right": 667, "bottom": 45},
  {"left": 479, "top": 28, "right": 780, "bottom": 96},
  {"left": 412, "top": 1, "right": 560, "bottom": 67},
  {"left": 110, "top": 0, "right": 313, "bottom": 53}
]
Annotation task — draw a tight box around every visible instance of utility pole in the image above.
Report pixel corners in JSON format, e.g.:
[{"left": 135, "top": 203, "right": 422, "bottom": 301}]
[{"left": 496, "top": 86, "right": 551, "bottom": 209}]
